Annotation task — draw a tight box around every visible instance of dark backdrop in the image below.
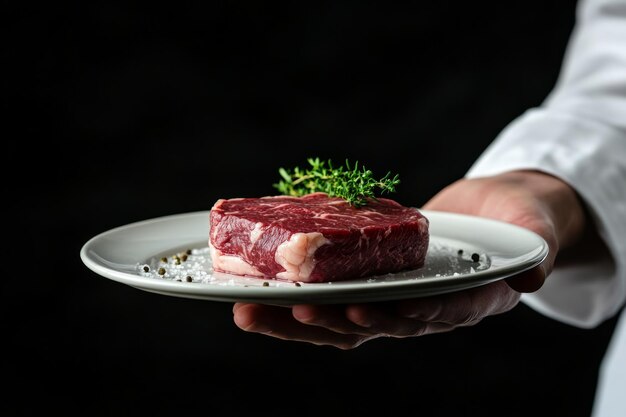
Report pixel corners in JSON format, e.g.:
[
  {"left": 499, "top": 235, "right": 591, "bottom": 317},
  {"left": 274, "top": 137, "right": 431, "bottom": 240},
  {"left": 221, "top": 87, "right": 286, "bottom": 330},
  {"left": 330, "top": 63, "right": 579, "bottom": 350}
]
[{"left": 5, "top": 1, "right": 621, "bottom": 416}]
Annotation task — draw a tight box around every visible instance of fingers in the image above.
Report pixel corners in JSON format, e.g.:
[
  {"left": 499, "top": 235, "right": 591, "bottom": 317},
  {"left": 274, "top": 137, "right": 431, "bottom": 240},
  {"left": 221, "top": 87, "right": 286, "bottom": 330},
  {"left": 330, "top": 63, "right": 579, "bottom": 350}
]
[
  {"left": 395, "top": 280, "right": 520, "bottom": 324},
  {"left": 231, "top": 282, "right": 518, "bottom": 349},
  {"left": 232, "top": 302, "right": 454, "bottom": 349},
  {"left": 233, "top": 303, "right": 368, "bottom": 349},
  {"left": 294, "top": 304, "right": 452, "bottom": 338}
]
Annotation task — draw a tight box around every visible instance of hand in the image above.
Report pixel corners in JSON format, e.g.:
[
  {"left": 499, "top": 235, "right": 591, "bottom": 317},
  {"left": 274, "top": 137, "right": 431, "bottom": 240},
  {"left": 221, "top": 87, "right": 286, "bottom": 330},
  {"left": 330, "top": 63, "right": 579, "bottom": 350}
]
[{"left": 232, "top": 170, "right": 587, "bottom": 349}]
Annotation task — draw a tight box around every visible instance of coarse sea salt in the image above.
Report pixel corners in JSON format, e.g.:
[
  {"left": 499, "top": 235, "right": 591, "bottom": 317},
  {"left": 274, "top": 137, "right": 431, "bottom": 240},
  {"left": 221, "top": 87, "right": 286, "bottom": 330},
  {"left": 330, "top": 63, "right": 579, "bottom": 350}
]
[
  {"left": 135, "top": 241, "right": 490, "bottom": 286},
  {"left": 137, "top": 246, "right": 214, "bottom": 283}
]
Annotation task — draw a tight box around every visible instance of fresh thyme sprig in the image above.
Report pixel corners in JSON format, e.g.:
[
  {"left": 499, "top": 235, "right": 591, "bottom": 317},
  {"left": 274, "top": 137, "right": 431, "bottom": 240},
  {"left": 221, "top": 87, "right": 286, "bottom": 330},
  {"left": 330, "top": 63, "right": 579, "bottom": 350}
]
[{"left": 273, "top": 157, "right": 400, "bottom": 208}]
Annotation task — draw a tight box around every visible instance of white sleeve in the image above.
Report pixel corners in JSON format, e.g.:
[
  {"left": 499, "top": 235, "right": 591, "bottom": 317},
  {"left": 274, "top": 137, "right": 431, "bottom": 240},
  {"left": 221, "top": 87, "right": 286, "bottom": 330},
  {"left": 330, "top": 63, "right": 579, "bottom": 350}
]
[{"left": 466, "top": 0, "right": 626, "bottom": 328}]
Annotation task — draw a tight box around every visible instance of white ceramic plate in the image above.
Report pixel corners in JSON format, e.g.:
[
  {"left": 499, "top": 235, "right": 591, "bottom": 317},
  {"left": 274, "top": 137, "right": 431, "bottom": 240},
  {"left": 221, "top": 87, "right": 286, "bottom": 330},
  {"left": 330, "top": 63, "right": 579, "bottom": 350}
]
[{"left": 80, "top": 210, "right": 548, "bottom": 305}]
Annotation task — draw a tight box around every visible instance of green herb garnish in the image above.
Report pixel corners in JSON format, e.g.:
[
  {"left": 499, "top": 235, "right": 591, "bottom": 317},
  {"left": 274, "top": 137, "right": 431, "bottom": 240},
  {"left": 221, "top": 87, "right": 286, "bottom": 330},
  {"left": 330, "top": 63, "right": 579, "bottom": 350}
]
[{"left": 273, "top": 157, "right": 400, "bottom": 208}]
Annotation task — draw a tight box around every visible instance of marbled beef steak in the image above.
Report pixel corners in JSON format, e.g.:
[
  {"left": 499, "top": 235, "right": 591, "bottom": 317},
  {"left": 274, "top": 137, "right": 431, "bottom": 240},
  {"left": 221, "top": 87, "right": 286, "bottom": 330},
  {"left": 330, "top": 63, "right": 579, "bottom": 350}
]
[{"left": 209, "top": 192, "right": 429, "bottom": 283}]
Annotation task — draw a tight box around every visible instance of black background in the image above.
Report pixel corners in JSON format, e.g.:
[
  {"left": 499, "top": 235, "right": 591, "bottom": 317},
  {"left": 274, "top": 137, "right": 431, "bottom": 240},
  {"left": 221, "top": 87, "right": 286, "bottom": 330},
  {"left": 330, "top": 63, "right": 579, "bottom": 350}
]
[{"left": 5, "top": 1, "right": 621, "bottom": 416}]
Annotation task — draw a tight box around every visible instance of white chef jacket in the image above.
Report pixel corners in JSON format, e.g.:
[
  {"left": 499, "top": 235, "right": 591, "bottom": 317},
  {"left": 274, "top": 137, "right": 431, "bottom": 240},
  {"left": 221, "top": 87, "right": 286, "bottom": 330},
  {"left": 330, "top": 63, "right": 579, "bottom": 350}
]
[{"left": 464, "top": 0, "right": 626, "bottom": 416}]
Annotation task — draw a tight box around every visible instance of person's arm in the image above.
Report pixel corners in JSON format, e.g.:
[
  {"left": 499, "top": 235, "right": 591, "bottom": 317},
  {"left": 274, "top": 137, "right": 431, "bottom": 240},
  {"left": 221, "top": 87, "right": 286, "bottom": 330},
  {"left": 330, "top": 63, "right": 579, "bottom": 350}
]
[
  {"left": 232, "top": 171, "right": 585, "bottom": 348},
  {"left": 231, "top": 0, "right": 626, "bottom": 348},
  {"left": 466, "top": 0, "right": 626, "bottom": 328}
]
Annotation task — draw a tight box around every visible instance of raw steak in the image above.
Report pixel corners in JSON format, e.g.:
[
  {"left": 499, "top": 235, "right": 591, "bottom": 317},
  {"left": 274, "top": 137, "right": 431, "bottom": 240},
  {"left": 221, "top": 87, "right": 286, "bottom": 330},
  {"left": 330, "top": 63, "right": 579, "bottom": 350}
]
[{"left": 209, "top": 192, "right": 429, "bottom": 283}]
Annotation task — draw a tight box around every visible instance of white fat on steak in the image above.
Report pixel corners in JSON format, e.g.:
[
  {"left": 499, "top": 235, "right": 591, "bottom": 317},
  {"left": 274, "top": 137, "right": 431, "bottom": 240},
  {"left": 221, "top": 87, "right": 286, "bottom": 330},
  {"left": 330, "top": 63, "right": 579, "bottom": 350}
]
[
  {"left": 209, "top": 242, "right": 264, "bottom": 277},
  {"left": 275, "top": 232, "right": 329, "bottom": 281}
]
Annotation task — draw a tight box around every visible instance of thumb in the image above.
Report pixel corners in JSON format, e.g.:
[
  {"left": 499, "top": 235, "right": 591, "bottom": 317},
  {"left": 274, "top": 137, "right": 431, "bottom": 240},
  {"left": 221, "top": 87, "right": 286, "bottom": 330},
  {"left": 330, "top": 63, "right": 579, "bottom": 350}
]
[{"left": 505, "top": 263, "right": 548, "bottom": 293}]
